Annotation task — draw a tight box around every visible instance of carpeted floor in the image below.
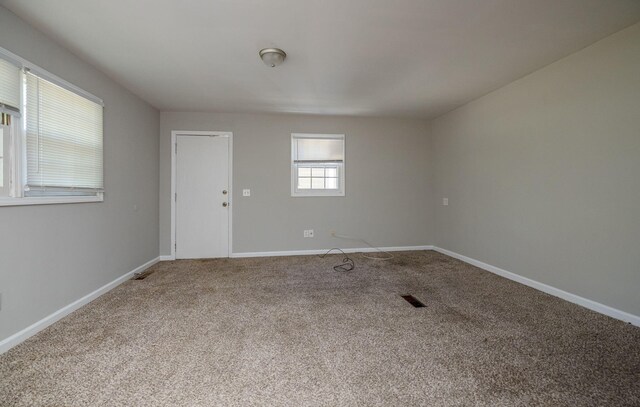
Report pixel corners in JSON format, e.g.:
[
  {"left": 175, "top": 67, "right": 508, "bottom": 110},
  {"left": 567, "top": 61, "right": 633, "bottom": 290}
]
[{"left": 1, "top": 250, "right": 639, "bottom": 406}]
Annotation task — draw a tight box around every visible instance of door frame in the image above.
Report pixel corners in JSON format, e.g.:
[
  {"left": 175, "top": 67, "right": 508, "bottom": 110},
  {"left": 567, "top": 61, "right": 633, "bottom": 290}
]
[{"left": 170, "top": 130, "right": 233, "bottom": 260}]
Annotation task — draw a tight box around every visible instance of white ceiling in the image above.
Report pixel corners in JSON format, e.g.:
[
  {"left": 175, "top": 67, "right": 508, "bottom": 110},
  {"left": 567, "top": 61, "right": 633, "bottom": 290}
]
[{"left": 3, "top": 0, "right": 640, "bottom": 119}]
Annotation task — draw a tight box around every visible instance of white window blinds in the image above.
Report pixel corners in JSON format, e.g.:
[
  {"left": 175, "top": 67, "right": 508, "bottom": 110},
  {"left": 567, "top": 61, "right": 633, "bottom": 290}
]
[
  {"left": 293, "top": 135, "right": 344, "bottom": 162},
  {"left": 0, "top": 57, "right": 21, "bottom": 116},
  {"left": 25, "top": 72, "right": 104, "bottom": 193}
]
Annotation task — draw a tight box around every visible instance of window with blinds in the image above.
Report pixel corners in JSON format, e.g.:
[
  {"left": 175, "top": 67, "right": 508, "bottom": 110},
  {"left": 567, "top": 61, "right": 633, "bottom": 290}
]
[
  {"left": 25, "top": 71, "right": 104, "bottom": 195},
  {"left": 0, "top": 57, "right": 21, "bottom": 117},
  {"left": 291, "top": 133, "right": 345, "bottom": 197},
  {"left": 0, "top": 55, "right": 21, "bottom": 198},
  {"left": 0, "top": 46, "right": 104, "bottom": 205}
]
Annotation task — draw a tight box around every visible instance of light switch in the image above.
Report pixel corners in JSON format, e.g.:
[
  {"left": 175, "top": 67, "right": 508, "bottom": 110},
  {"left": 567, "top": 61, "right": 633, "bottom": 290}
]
[
  {"left": 243, "top": 189, "right": 251, "bottom": 197},
  {"left": 443, "top": 198, "right": 449, "bottom": 206}
]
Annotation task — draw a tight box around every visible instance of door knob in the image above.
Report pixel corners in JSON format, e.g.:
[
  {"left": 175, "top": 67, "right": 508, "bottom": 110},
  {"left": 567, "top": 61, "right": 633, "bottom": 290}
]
[
  {"left": 222, "top": 202, "right": 228, "bottom": 207},
  {"left": 222, "top": 190, "right": 228, "bottom": 195}
]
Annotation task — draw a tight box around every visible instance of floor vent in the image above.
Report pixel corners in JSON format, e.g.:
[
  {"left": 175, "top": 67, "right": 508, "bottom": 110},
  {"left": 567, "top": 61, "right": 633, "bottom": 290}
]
[
  {"left": 132, "top": 270, "right": 155, "bottom": 280},
  {"left": 401, "top": 295, "right": 426, "bottom": 308}
]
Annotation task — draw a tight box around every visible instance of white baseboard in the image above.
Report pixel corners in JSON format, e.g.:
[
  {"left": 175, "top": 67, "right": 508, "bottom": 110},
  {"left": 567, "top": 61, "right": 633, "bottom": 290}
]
[
  {"left": 432, "top": 247, "right": 640, "bottom": 327},
  {"left": 160, "top": 246, "right": 434, "bottom": 260},
  {"left": 0, "top": 257, "right": 160, "bottom": 354},
  {"left": 230, "top": 245, "right": 434, "bottom": 258}
]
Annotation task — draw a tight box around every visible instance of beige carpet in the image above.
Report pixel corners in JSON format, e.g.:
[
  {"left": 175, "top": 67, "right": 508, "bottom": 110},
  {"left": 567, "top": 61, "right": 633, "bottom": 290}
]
[{"left": 1, "top": 251, "right": 639, "bottom": 406}]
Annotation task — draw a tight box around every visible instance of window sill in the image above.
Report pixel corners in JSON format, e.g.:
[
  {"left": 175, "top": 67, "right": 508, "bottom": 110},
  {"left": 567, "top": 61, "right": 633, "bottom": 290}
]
[
  {"left": 291, "top": 191, "right": 345, "bottom": 197},
  {"left": 0, "top": 194, "right": 104, "bottom": 207}
]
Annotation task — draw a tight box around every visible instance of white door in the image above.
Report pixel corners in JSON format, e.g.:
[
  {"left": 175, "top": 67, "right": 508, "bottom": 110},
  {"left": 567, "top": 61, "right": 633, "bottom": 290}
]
[{"left": 175, "top": 135, "right": 230, "bottom": 259}]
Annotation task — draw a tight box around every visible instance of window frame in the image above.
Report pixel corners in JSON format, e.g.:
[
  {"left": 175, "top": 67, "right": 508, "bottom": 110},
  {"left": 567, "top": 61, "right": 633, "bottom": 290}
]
[
  {"left": 291, "top": 133, "right": 345, "bottom": 197},
  {"left": 0, "top": 46, "right": 104, "bottom": 207},
  {"left": 0, "top": 125, "right": 8, "bottom": 196}
]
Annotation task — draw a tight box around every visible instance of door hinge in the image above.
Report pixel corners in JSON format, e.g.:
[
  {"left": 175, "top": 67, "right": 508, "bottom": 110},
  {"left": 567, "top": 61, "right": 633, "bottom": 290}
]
[
  {"left": 175, "top": 143, "right": 177, "bottom": 154},
  {"left": 175, "top": 192, "right": 177, "bottom": 202}
]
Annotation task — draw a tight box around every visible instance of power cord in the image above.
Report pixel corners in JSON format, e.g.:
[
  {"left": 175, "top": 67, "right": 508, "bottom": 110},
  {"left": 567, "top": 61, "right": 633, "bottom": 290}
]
[
  {"left": 318, "top": 248, "right": 355, "bottom": 272},
  {"left": 331, "top": 232, "right": 395, "bottom": 260}
]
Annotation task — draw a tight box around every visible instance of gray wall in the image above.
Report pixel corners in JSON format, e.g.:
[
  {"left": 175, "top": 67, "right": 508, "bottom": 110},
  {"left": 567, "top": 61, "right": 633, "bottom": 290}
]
[
  {"left": 160, "top": 112, "right": 434, "bottom": 255},
  {"left": 432, "top": 22, "right": 640, "bottom": 316},
  {"left": 0, "top": 7, "right": 159, "bottom": 341}
]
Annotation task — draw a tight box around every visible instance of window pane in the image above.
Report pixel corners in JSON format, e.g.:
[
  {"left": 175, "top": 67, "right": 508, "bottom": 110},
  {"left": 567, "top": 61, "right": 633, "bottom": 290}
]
[
  {"left": 325, "top": 177, "right": 337, "bottom": 189},
  {"left": 298, "top": 167, "right": 311, "bottom": 177},
  {"left": 311, "top": 167, "right": 324, "bottom": 177},
  {"left": 325, "top": 167, "right": 337, "bottom": 177},
  {"left": 298, "top": 177, "right": 311, "bottom": 189},
  {"left": 26, "top": 72, "right": 103, "bottom": 191},
  {"left": 311, "top": 178, "right": 325, "bottom": 189}
]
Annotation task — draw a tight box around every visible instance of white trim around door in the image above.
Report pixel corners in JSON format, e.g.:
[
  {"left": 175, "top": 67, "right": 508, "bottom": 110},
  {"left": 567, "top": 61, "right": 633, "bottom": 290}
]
[{"left": 170, "top": 130, "right": 233, "bottom": 260}]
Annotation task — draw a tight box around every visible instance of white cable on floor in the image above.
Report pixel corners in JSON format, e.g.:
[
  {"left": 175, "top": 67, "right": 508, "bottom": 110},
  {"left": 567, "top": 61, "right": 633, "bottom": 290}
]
[{"left": 331, "top": 232, "right": 394, "bottom": 260}]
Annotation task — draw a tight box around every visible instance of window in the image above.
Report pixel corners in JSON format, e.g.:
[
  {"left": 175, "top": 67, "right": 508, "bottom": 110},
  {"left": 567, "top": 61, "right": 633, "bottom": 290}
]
[
  {"left": 0, "top": 55, "right": 21, "bottom": 198},
  {"left": 0, "top": 46, "right": 104, "bottom": 206},
  {"left": 0, "top": 125, "right": 7, "bottom": 194},
  {"left": 24, "top": 72, "right": 103, "bottom": 196},
  {"left": 291, "top": 133, "right": 345, "bottom": 197}
]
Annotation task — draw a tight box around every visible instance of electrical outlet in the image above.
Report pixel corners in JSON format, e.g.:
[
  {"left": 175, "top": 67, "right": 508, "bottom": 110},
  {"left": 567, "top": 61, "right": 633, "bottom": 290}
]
[
  {"left": 443, "top": 198, "right": 449, "bottom": 206},
  {"left": 303, "top": 229, "right": 314, "bottom": 238},
  {"left": 243, "top": 189, "right": 251, "bottom": 197}
]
